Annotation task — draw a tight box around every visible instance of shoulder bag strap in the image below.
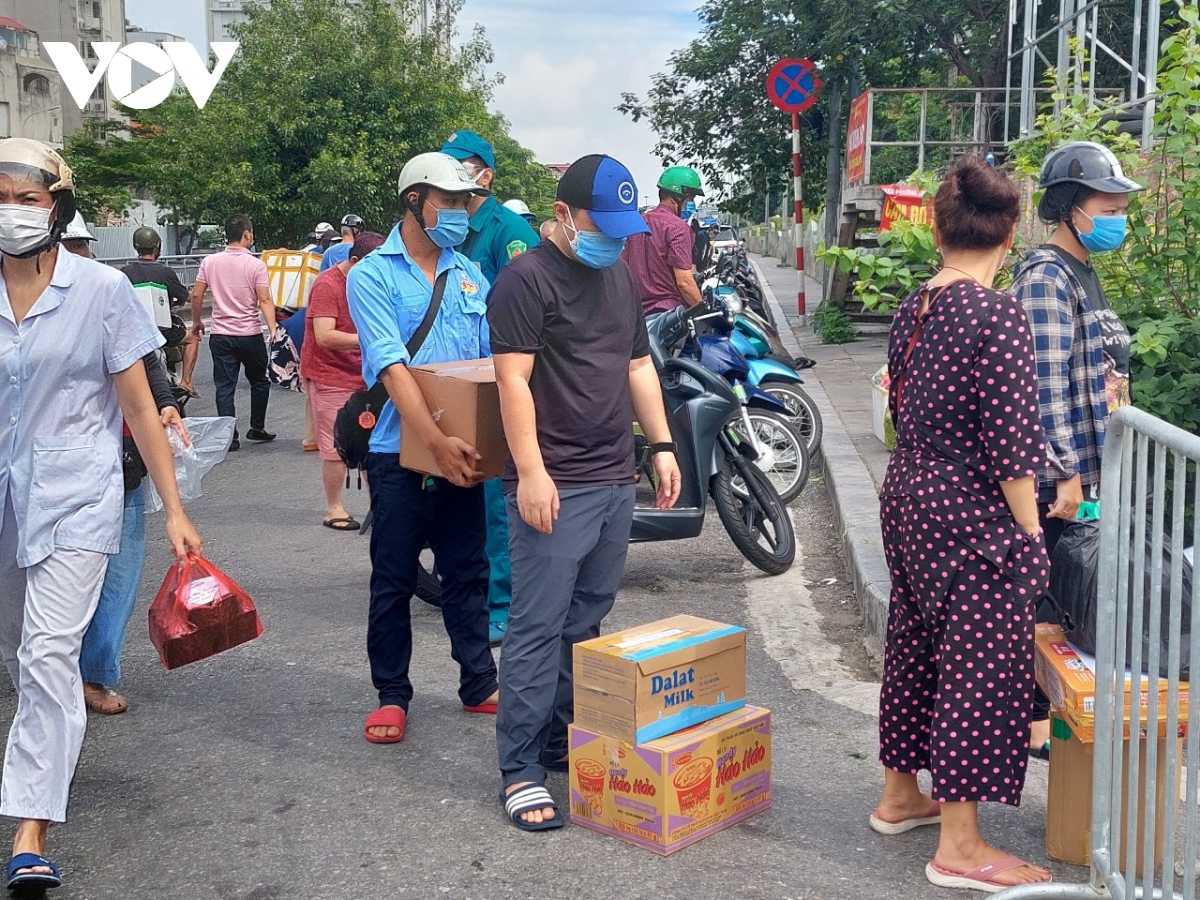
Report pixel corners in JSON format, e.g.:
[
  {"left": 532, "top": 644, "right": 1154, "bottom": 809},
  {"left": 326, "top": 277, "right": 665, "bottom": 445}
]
[{"left": 366, "top": 269, "right": 451, "bottom": 406}]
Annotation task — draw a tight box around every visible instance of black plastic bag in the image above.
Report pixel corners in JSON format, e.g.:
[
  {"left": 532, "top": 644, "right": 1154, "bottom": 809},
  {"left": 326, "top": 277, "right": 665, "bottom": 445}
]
[{"left": 1047, "top": 520, "right": 1192, "bottom": 680}]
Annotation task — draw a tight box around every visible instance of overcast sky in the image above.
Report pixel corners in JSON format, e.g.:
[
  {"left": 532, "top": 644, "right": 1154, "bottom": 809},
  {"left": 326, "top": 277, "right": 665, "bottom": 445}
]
[{"left": 122, "top": 0, "right": 702, "bottom": 208}]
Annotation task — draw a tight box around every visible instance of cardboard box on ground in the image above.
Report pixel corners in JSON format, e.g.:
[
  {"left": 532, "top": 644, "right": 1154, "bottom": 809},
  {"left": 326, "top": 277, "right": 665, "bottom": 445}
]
[
  {"left": 1046, "top": 715, "right": 1178, "bottom": 872},
  {"left": 569, "top": 616, "right": 770, "bottom": 854},
  {"left": 1034, "top": 624, "right": 1185, "bottom": 871},
  {"left": 568, "top": 706, "right": 772, "bottom": 855},
  {"left": 399, "top": 359, "right": 508, "bottom": 481}
]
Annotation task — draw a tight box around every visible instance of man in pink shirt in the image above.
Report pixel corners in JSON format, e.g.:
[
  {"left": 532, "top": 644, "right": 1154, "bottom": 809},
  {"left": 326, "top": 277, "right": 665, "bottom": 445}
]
[
  {"left": 189, "top": 214, "right": 278, "bottom": 451},
  {"left": 621, "top": 165, "right": 705, "bottom": 315}
]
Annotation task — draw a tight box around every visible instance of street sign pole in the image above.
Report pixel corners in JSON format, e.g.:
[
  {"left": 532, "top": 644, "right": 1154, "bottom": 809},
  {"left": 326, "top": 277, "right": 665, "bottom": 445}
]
[
  {"left": 766, "top": 57, "right": 820, "bottom": 323},
  {"left": 792, "top": 111, "right": 805, "bottom": 323}
]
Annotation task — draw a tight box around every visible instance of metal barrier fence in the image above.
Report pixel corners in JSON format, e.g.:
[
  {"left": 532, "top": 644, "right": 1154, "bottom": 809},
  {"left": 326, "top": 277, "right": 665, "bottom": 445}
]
[
  {"left": 999, "top": 405, "right": 1200, "bottom": 899},
  {"left": 97, "top": 253, "right": 239, "bottom": 291}
]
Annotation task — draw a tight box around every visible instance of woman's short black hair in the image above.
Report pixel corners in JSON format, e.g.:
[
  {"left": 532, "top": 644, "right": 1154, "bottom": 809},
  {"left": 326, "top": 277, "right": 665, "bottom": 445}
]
[{"left": 1037, "top": 182, "right": 1098, "bottom": 225}]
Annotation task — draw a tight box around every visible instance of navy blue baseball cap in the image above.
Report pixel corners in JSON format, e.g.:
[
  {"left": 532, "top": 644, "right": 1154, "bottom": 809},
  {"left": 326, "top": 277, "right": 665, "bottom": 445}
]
[
  {"left": 440, "top": 130, "right": 496, "bottom": 170},
  {"left": 556, "top": 154, "right": 650, "bottom": 239}
]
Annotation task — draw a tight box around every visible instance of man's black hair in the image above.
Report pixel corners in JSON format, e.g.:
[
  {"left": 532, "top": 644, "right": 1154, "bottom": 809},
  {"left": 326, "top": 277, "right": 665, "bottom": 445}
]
[
  {"left": 225, "top": 214, "right": 253, "bottom": 244},
  {"left": 1037, "top": 183, "right": 1099, "bottom": 225}
]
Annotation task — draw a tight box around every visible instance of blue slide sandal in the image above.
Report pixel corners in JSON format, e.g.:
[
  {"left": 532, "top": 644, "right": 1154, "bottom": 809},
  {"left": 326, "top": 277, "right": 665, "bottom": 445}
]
[{"left": 7, "top": 853, "right": 61, "bottom": 892}]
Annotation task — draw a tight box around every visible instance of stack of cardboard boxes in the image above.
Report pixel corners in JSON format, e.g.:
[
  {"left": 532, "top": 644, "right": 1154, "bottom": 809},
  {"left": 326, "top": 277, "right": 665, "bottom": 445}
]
[
  {"left": 1034, "top": 622, "right": 1188, "bottom": 872},
  {"left": 567, "top": 615, "right": 772, "bottom": 855}
]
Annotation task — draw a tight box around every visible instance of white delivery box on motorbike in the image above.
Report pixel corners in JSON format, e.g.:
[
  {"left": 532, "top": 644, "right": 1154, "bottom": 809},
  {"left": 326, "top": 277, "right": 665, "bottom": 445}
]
[{"left": 131, "top": 282, "right": 173, "bottom": 329}]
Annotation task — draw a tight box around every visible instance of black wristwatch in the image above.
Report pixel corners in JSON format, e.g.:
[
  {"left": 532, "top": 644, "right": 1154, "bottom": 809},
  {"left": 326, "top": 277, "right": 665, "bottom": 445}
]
[{"left": 649, "top": 442, "right": 678, "bottom": 455}]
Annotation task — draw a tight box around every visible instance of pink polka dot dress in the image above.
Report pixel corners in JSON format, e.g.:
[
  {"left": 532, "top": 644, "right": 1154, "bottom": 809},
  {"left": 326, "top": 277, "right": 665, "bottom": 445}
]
[{"left": 878, "top": 279, "right": 1049, "bottom": 806}]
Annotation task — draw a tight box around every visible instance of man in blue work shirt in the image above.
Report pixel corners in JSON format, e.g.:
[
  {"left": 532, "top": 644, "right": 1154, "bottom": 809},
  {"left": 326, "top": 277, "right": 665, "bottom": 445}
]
[
  {"left": 440, "top": 130, "right": 541, "bottom": 645},
  {"left": 347, "top": 152, "right": 499, "bottom": 745},
  {"left": 320, "top": 214, "right": 366, "bottom": 272}
]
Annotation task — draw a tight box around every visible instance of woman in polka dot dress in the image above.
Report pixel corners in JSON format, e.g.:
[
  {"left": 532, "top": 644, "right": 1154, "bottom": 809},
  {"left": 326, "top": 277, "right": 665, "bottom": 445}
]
[{"left": 868, "top": 156, "right": 1053, "bottom": 893}]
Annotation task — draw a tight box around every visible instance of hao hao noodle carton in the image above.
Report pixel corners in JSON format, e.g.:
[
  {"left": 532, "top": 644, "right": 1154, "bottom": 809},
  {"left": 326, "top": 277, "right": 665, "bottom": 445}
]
[
  {"left": 568, "top": 706, "right": 772, "bottom": 855},
  {"left": 573, "top": 615, "right": 747, "bottom": 744}
]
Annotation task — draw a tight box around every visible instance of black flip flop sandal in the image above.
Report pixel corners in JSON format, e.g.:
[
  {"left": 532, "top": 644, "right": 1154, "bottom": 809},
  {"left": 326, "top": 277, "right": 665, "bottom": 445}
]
[
  {"left": 502, "top": 784, "right": 564, "bottom": 832},
  {"left": 323, "top": 517, "right": 361, "bottom": 532}
]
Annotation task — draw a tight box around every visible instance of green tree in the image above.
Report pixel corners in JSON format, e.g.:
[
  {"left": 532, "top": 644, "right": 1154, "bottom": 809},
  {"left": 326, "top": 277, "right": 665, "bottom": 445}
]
[
  {"left": 64, "top": 0, "right": 557, "bottom": 245},
  {"left": 617, "top": 0, "right": 1012, "bottom": 218}
]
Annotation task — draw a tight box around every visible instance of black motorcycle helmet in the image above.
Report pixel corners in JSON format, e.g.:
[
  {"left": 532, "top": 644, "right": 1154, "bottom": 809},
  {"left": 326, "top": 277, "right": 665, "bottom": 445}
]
[
  {"left": 133, "top": 225, "right": 162, "bottom": 256},
  {"left": 1037, "top": 141, "right": 1143, "bottom": 224},
  {"left": 340, "top": 214, "right": 365, "bottom": 234}
]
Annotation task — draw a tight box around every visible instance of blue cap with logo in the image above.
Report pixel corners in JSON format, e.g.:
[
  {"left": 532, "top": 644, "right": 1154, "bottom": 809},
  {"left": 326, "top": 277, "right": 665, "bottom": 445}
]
[
  {"left": 556, "top": 154, "right": 650, "bottom": 240},
  {"left": 440, "top": 130, "right": 496, "bottom": 170}
]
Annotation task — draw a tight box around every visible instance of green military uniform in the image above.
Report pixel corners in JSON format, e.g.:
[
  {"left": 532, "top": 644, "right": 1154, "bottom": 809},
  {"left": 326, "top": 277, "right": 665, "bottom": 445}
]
[{"left": 461, "top": 196, "right": 540, "bottom": 284}]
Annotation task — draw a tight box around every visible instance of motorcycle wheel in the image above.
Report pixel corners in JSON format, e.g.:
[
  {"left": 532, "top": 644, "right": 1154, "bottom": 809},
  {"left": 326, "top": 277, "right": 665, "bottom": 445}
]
[
  {"left": 711, "top": 454, "right": 795, "bottom": 575},
  {"left": 415, "top": 548, "right": 442, "bottom": 607},
  {"left": 726, "top": 411, "right": 809, "bottom": 504},
  {"left": 761, "top": 383, "right": 824, "bottom": 455},
  {"left": 360, "top": 511, "right": 442, "bottom": 607}
]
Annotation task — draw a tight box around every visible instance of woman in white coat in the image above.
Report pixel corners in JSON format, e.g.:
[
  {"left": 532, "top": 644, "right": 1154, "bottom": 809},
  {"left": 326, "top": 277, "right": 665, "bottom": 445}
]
[{"left": 0, "top": 139, "right": 202, "bottom": 894}]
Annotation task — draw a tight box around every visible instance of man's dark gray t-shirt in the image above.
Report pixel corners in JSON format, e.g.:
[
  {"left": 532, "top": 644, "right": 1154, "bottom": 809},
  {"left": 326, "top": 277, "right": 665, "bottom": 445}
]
[
  {"left": 121, "top": 259, "right": 189, "bottom": 305},
  {"left": 487, "top": 239, "right": 651, "bottom": 490}
]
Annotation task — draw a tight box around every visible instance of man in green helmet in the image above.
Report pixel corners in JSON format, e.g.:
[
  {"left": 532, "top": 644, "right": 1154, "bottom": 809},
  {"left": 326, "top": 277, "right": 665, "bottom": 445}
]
[{"left": 622, "top": 165, "right": 705, "bottom": 315}]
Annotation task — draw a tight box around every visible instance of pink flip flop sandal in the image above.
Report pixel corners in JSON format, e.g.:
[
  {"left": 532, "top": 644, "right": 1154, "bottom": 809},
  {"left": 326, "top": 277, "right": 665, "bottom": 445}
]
[
  {"left": 868, "top": 801, "right": 941, "bottom": 835},
  {"left": 925, "top": 856, "right": 1051, "bottom": 893}
]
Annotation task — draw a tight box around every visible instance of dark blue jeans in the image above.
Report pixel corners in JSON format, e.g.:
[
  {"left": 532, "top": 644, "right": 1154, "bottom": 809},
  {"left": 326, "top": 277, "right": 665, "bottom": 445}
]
[
  {"left": 364, "top": 454, "right": 497, "bottom": 711},
  {"left": 210, "top": 332, "right": 270, "bottom": 433}
]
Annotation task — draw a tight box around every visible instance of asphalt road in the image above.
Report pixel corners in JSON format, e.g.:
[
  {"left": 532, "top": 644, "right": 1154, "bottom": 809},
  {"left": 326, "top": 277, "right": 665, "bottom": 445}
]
[{"left": 0, "top": 346, "right": 1084, "bottom": 900}]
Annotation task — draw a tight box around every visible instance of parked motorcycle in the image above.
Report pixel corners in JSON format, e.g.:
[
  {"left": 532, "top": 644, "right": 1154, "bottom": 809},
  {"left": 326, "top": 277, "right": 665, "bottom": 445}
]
[{"left": 677, "top": 290, "right": 810, "bottom": 504}]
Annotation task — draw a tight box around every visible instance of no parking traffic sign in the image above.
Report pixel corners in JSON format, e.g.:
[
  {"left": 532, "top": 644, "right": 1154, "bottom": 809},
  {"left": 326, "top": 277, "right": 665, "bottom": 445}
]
[{"left": 766, "top": 58, "right": 821, "bottom": 114}]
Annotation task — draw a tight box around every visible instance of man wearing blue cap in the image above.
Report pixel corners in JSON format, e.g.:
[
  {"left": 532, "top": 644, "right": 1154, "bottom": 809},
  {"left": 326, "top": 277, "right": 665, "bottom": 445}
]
[
  {"left": 441, "top": 129, "right": 542, "bottom": 646},
  {"left": 488, "top": 154, "right": 682, "bottom": 831}
]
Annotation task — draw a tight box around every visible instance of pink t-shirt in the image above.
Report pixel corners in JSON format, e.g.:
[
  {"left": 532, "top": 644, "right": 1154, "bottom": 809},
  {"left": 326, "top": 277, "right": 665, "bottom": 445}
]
[
  {"left": 621, "top": 203, "right": 695, "bottom": 315},
  {"left": 197, "top": 246, "right": 270, "bottom": 336}
]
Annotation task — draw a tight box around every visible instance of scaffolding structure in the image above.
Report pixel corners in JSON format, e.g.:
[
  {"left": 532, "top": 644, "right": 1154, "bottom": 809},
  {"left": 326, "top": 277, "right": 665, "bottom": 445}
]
[{"left": 1006, "top": 0, "right": 1165, "bottom": 150}]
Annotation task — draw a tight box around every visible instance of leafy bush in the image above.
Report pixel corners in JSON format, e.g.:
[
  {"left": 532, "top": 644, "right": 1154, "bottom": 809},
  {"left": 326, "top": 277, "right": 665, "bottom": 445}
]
[
  {"left": 816, "top": 217, "right": 939, "bottom": 312},
  {"left": 812, "top": 302, "right": 858, "bottom": 344}
]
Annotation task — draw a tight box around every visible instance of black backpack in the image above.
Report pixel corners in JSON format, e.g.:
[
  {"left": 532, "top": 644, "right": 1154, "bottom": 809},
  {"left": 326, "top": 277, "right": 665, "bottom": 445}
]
[{"left": 334, "top": 270, "right": 448, "bottom": 482}]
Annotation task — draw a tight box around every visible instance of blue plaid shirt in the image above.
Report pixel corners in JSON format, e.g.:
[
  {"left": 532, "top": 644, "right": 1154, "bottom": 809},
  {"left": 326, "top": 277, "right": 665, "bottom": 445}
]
[{"left": 1010, "top": 247, "right": 1109, "bottom": 494}]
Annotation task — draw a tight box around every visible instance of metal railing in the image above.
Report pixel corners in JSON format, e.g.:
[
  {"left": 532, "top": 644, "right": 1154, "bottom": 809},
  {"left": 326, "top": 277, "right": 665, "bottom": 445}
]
[
  {"left": 849, "top": 86, "right": 1122, "bottom": 186},
  {"left": 99, "top": 253, "right": 223, "bottom": 291},
  {"left": 998, "top": 405, "right": 1200, "bottom": 900}
]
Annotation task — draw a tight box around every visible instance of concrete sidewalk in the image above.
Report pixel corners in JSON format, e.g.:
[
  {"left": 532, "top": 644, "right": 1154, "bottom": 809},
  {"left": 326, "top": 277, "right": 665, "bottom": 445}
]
[{"left": 749, "top": 255, "right": 892, "bottom": 653}]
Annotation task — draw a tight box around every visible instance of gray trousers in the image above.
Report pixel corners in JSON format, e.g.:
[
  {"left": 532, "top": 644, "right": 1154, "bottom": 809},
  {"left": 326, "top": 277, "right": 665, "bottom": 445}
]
[
  {"left": 496, "top": 484, "right": 635, "bottom": 787},
  {"left": 0, "top": 492, "right": 108, "bottom": 822}
]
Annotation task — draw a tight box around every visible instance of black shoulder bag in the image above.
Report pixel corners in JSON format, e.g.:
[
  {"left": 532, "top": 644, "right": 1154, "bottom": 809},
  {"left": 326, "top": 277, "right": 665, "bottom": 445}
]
[{"left": 334, "top": 270, "right": 449, "bottom": 483}]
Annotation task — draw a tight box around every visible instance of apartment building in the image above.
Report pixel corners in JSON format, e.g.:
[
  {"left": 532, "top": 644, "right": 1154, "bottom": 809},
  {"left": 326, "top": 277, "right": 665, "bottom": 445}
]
[
  {"left": 0, "top": 0, "right": 127, "bottom": 134},
  {"left": 0, "top": 17, "right": 63, "bottom": 146}
]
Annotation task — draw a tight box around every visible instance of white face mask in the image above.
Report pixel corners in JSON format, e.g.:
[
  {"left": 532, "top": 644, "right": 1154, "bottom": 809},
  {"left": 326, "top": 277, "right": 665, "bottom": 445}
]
[{"left": 0, "top": 205, "right": 52, "bottom": 257}]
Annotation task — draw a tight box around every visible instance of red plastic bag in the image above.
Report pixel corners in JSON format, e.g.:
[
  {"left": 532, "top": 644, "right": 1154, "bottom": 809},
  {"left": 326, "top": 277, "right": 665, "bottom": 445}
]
[{"left": 148, "top": 553, "right": 263, "bottom": 669}]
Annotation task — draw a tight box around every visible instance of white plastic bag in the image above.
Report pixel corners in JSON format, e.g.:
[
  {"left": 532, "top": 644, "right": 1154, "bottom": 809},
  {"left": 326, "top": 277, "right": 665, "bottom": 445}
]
[{"left": 147, "top": 416, "right": 237, "bottom": 513}]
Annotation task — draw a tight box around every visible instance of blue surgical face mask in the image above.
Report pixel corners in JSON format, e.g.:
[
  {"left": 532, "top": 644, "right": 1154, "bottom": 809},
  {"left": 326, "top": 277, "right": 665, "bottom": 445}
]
[
  {"left": 423, "top": 201, "right": 470, "bottom": 248},
  {"left": 1075, "top": 207, "right": 1128, "bottom": 254},
  {"left": 566, "top": 210, "right": 626, "bottom": 269},
  {"left": 681, "top": 200, "right": 697, "bottom": 220}
]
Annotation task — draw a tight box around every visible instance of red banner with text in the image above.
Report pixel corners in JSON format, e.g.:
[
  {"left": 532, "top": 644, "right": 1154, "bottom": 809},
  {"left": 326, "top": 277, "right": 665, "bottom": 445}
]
[{"left": 879, "top": 185, "right": 932, "bottom": 231}]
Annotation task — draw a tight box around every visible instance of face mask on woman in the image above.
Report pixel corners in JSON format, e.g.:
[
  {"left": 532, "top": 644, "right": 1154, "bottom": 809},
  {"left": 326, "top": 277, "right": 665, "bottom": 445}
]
[
  {"left": 1074, "top": 207, "right": 1128, "bottom": 254},
  {"left": 0, "top": 204, "right": 52, "bottom": 257}
]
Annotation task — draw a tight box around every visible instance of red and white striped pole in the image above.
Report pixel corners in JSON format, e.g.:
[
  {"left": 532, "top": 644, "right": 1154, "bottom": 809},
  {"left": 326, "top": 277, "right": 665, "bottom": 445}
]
[{"left": 792, "top": 111, "right": 806, "bottom": 322}]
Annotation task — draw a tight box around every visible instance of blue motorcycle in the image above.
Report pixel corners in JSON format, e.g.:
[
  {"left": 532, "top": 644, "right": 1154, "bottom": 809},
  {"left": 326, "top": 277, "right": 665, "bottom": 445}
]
[{"left": 678, "top": 294, "right": 811, "bottom": 504}]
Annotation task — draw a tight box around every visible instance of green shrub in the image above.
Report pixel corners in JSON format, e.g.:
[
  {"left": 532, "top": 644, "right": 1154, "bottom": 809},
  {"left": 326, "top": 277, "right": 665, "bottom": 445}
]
[{"left": 812, "top": 302, "right": 858, "bottom": 344}]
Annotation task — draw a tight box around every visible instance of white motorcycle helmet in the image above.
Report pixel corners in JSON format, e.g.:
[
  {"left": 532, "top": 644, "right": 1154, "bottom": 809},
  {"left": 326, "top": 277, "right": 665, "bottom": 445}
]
[
  {"left": 503, "top": 198, "right": 534, "bottom": 222},
  {"left": 61, "top": 211, "right": 96, "bottom": 242}
]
